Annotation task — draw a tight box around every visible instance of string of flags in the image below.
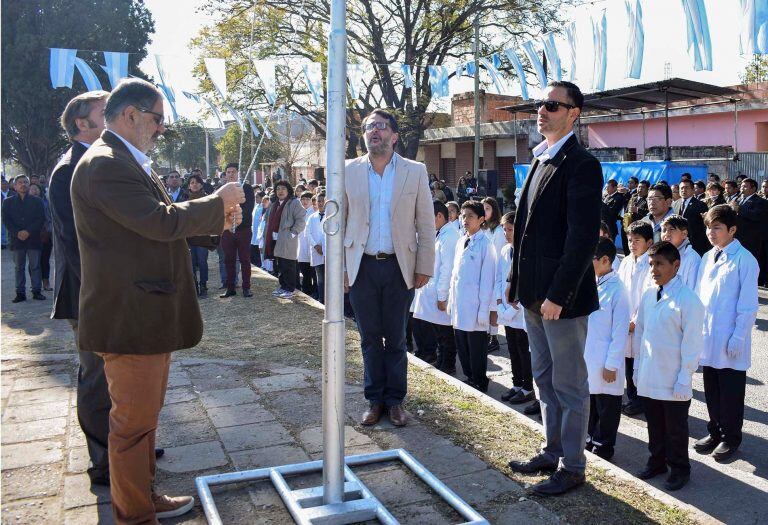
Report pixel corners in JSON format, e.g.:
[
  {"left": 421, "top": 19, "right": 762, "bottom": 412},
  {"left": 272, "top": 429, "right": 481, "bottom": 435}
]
[{"left": 49, "top": 0, "right": 766, "bottom": 131}]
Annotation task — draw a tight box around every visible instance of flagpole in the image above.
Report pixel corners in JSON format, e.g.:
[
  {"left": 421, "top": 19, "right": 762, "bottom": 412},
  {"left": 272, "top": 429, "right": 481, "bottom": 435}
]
[{"left": 473, "top": 15, "right": 481, "bottom": 179}]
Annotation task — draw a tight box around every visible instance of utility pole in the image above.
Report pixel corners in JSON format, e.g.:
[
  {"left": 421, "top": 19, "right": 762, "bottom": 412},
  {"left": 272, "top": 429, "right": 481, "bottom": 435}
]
[{"left": 473, "top": 15, "right": 481, "bottom": 178}]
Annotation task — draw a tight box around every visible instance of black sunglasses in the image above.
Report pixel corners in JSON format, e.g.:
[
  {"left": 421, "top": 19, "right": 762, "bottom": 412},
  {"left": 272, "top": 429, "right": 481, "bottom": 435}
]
[
  {"left": 535, "top": 100, "right": 576, "bottom": 113},
  {"left": 137, "top": 106, "right": 165, "bottom": 125}
]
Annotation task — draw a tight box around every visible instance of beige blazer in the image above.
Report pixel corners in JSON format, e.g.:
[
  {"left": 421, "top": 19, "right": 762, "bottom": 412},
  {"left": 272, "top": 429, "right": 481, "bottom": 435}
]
[{"left": 343, "top": 153, "right": 436, "bottom": 288}]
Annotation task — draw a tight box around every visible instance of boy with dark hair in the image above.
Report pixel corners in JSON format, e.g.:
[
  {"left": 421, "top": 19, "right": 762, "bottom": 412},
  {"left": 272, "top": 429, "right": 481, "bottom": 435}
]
[
  {"left": 694, "top": 205, "right": 759, "bottom": 461},
  {"left": 661, "top": 214, "right": 701, "bottom": 289},
  {"left": 617, "top": 221, "right": 654, "bottom": 416},
  {"left": 297, "top": 190, "right": 317, "bottom": 298},
  {"left": 585, "top": 237, "right": 630, "bottom": 460},
  {"left": 634, "top": 241, "right": 704, "bottom": 490}
]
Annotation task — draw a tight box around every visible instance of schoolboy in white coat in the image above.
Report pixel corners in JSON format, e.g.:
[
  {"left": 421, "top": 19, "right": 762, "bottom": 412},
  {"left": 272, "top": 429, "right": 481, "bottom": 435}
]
[
  {"left": 495, "top": 212, "right": 536, "bottom": 408},
  {"left": 297, "top": 192, "right": 316, "bottom": 296},
  {"left": 306, "top": 193, "right": 326, "bottom": 302},
  {"left": 633, "top": 241, "right": 704, "bottom": 491},
  {"left": 585, "top": 238, "right": 630, "bottom": 460},
  {"left": 693, "top": 205, "right": 759, "bottom": 462},
  {"left": 600, "top": 221, "right": 622, "bottom": 272},
  {"left": 447, "top": 200, "right": 496, "bottom": 392},
  {"left": 660, "top": 215, "right": 701, "bottom": 290},
  {"left": 414, "top": 201, "right": 461, "bottom": 374},
  {"left": 617, "top": 221, "right": 654, "bottom": 415}
]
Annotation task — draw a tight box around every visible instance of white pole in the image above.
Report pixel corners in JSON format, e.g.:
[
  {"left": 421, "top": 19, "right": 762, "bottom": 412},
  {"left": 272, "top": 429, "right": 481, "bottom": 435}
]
[
  {"left": 322, "top": 0, "right": 347, "bottom": 505},
  {"left": 205, "top": 128, "right": 210, "bottom": 179}
]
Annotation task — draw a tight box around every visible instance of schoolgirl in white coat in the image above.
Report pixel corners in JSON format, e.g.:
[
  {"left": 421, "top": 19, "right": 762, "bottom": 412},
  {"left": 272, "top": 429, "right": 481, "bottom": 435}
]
[
  {"left": 305, "top": 194, "right": 326, "bottom": 302},
  {"left": 693, "top": 205, "right": 759, "bottom": 460},
  {"left": 660, "top": 215, "right": 701, "bottom": 290}
]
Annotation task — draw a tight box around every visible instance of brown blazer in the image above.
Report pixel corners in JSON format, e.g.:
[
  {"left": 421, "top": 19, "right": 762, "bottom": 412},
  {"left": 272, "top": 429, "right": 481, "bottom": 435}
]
[{"left": 71, "top": 130, "right": 224, "bottom": 355}]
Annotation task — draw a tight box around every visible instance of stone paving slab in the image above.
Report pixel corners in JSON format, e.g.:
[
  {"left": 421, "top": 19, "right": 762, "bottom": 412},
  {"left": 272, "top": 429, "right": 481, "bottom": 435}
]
[
  {"left": 2, "top": 399, "right": 70, "bottom": 423},
  {"left": 199, "top": 387, "right": 259, "bottom": 409},
  {"left": 159, "top": 441, "right": 229, "bottom": 473},
  {"left": 2, "top": 417, "right": 67, "bottom": 444},
  {"left": 207, "top": 402, "right": 275, "bottom": 428}
]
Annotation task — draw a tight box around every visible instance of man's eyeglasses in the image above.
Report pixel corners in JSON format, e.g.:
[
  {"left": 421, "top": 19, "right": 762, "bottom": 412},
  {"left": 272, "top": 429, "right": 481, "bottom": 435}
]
[
  {"left": 364, "top": 121, "right": 390, "bottom": 132},
  {"left": 534, "top": 100, "right": 576, "bottom": 113},
  {"left": 137, "top": 107, "right": 165, "bottom": 126}
]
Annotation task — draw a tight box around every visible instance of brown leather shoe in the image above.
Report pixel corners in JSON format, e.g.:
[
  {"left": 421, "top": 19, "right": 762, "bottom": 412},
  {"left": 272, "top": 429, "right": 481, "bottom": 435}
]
[
  {"left": 361, "top": 404, "right": 385, "bottom": 426},
  {"left": 388, "top": 405, "right": 408, "bottom": 427}
]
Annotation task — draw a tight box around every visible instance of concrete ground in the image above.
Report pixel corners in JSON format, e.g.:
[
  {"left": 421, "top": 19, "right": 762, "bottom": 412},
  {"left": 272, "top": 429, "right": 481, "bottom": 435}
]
[{"left": 477, "top": 289, "right": 768, "bottom": 524}]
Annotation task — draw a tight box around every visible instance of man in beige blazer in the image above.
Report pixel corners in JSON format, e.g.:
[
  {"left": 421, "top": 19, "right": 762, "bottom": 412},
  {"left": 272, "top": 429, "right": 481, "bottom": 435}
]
[
  {"left": 344, "top": 109, "right": 435, "bottom": 427},
  {"left": 71, "top": 79, "right": 244, "bottom": 524}
]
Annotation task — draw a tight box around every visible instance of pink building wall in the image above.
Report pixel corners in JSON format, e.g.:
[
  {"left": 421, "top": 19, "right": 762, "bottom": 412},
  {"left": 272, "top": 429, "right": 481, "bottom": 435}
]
[{"left": 587, "top": 109, "right": 768, "bottom": 153}]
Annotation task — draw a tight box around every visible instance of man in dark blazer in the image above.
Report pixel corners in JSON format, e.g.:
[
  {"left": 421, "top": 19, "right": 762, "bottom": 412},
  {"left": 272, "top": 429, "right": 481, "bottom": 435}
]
[
  {"left": 601, "top": 179, "right": 625, "bottom": 241},
  {"left": 674, "top": 179, "right": 710, "bottom": 256},
  {"left": 733, "top": 178, "right": 767, "bottom": 261},
  {"left": 71, "top": 79, "right": 245, "bottom": 524},
  {"left": 49, "top": 90, "right": 113, "bottom": 486},
  {"left": 506, "top": 81, "right": 602, "bottom": 496}
]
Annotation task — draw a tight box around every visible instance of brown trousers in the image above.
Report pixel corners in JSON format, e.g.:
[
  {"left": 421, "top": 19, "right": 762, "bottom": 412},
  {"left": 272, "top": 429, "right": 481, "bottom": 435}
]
[{"left": 100, "top": 352, "right": 171, "bottom": 525}]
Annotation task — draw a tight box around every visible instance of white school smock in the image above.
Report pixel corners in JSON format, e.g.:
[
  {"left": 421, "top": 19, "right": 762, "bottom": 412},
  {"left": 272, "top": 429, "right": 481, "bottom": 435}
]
[
  {"left": 447, "top": 231, "right": 497, "bottom": 332},
  {"left": 677, "top": 240, "right": 701, "bottom": 290},
  {"left": 305, "top": 211, "right": 325, "bottom": 267},
  {"left": 484, "top": 226, "right": 506, "bottom": 259},
  {"left": 695, "top": 239, "right": 759, "bottom": 371},
  {"left": 494, "top": 244, "right": 526, "bottom": 330},
  {"left": 413, "top": 222, "right": 461, "bottom": 326},
  {"left": 251, "top": 204, "right": 264, "bottom": 245},
  {"left": 617, "top": 251, "right": 652, "bottom": 358},
  {"left": 632, "top": 276, "right": 704, "bottom": 401},
  {"left": 584, "top": 271, "right": 630, "bottom": 396},
  {"left": 297, "top": 207, "right": 314, "bottom": 263}
]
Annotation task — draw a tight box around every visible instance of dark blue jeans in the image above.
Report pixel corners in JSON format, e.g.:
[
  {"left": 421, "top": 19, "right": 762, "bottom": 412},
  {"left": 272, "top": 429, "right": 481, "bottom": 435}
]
[
  {"left": 349, "top": 256, "right": 413, "bottom": 407},
  {"left": 13, "top": 247, "right": 41, "bottom": 294},
  {"left": 190, "top": 246, "right": 209, "bottom": 287}
]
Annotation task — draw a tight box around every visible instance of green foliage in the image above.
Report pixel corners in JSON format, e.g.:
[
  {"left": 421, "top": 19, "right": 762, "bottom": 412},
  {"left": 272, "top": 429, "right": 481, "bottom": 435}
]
[
  {"left": 740, "top": 54, "right": 768, "bottom": 84},
  {"left": 215, "top": 124, "right": 283, "bottom": 172},
  {"left": 1, "top": 0, "right": 154, "bottom": 176},
  {"left": 154, "top": 119, "right": 218, "bottom": 174}
]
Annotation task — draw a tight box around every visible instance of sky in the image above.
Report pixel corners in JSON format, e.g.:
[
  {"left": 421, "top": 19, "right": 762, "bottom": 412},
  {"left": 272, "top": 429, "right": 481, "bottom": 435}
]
[{"left": 139, "top": 0, "right": 753, "bottom": 122}]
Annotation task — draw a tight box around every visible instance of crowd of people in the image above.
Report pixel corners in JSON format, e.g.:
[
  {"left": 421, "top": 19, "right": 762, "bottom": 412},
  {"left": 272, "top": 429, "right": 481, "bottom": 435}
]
[{"left": 0, "top": 78, "right": 763, "bottom": 522}]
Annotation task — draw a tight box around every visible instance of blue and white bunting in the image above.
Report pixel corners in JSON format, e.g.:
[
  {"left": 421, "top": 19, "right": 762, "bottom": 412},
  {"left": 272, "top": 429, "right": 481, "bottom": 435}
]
[
  {"left": 591, "top": 10, "right": 608, "bottom": 91},
  {"left": 541, "top": 32, "right": 562, "bottom": 81},
  {"left": 303, "top": 62, "right": 324, "bottom": 106},
  {"left": 503, "top": 48, "right": 530, "bottom": 100},
  {"left": 479, "top": 57, "right": 505, "bottom": 94},
  {"left": 204, "top": 57, "right": 229, "bottom": 99},
  {"left": 221, "top": 100, "right": 246, "bottom": 131},
  {"left": 465, "top": 60, "right": 477, "bottom": 77},
  {"left": 625, "top": 0, "right": 645, "bottom": 79},
  {"left": 182, "top": 91, "right": 200, "bottom": 104},
  {"left": 427, "top": 65, "right": 450, "bottom": 98},
  {"left": 347, "top": 63, "right": 365, "bottom": 101},
  {"left": 739, "top": 0, "right": 768, "bottom": 55},
  {"left": 521, "top": 41, "right": 547, "bottom": 89},
  {"left": 244, "top": 112, "right": 261, "bottom": 138},
  {"left": 401, "top": 64, "right": 414, "bottom": 88},
  {"left": 253, "top": 111, "right": 273, "bottom": 139},
  {"left": 157, "top": 86, "right": 178, "bottom": 122},
  {"left": 253, "top": 59, "right": 277, "bottom": 105},
  {"left": 681, "top": 0, "right": 712, "bottom": 71},
  {"left": 564, "top": 23, "right": 578, "bottom": 81},
  {"left": 101, "top": 52, "right": 129, "bottom": 89},
  {"left": 201, "top": 97, "right": 225, "bottom": 129},
  {"left": 73, "top": 58, "right": 103, "bottom": 91},
  {"left": 154, "top": 55, "right": 177, "bottom": 122},
  {"left": 50, "top": 48, "right": 77, "bottom": 88}
]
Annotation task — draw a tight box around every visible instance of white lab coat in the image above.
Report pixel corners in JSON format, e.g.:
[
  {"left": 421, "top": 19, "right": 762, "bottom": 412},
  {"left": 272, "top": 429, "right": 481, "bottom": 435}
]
[
  {"left": 494, "top": 244, "right": 526, "bottom": 330},
  {"left": 632, "top": 276, "right": 704, "bottom": 401},
  {"left": 617, "top": 251, "right": 652, "bottom": 358},
  {"left": 251, "top": 204, "right": 264, "bottom": 245},
  {"left": 695, "top": 239, "right": 759, "bottom": 371},
  {"left": 584, "top": 271, "right": 630, "bottom": 396},
  {"left": 611, "top": 254, "right": 622, "bottom": 272},
  {"left": 305, "top": 211, "right": 325, "bottom": 267},
  {"left": 413, "top": 222, "right": 460, "bottom": 326},
  {"left": 447, "top": 231, "right": 497, "bottom": 332},
  {"left": 677, "top": 240, "right": 701, "bottom": 290},
  {"left": 450, "top": 219, "right": 463, "bottom": 235},
  {"left": 484, "top": 226, "right": 506, "bottom": 259},
  {"left": 297, "top": 207, "right": 314, "bottom": 263},
  {"left": 256, "top": 206, "right": 268, "bottom": 251}
]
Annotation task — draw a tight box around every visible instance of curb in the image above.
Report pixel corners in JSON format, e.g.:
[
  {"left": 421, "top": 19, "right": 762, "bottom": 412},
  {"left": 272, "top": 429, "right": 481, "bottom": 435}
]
[{"left": 406, "top": 353, "right": 724, "bottom": 525}]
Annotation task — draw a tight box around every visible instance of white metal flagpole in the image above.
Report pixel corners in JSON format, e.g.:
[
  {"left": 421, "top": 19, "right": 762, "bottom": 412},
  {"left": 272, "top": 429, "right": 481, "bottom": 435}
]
[{"left": 322, "top": 0, "right": 347, "bottom": 506}]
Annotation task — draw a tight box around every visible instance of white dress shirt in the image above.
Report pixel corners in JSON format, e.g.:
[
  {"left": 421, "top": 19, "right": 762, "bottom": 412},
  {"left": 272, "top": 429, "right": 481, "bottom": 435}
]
[
  {"left": 632, "top": 276, "right": 704, "bottom": 401},
  {"left": 695, "top": 239, "right": 759, "bottom": 371},
  {"left": 532, "top": 131, "right": 574, "bottom": 162},
  {"left": 168, "top": 187, "right": 182, "bottom": 202},
  {"left": 107, "top": 130, "right": 152, "bottom": 176},
  {"left": 364, "top": 155, "right": 396, "bottom": 255}
]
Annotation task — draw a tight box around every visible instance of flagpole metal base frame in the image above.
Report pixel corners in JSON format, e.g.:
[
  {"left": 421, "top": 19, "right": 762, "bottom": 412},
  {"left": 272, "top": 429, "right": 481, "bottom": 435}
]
[{"left": 195, "top": 448, "right": 488, "bottom": 525}]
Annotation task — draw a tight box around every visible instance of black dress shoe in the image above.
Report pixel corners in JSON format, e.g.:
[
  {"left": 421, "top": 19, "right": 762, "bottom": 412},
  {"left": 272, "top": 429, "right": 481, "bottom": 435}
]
[
  {"left": 531, "top": 468, "right": 585, "bottom": 496},
  {"left": 523, "top": 401, "right": 541, "bottom": 415},
  {"left": 487, "top": 335, "right": 500, "bottom": 354},
  {"left": 622, "top": 400, "right": 644, "bottom": 416},
  {"left": 32, "top": 292, "right": 47, "bottom": 300},
  {"left": 664, "top": 472, "right": 690, "bottom": 491},
  {"left": 693, "top": 435, "right": 720, "bottom": 454},
  {"left": 712, "top": 442, "right": 737, "bottom": 462},
  {"left": 155, "top": 448, "right": 165, "bottom": 459},
  {"left": 242, "top": 289, "right": 253, "bottom": 298},
  {"left": 12, "top": 294, "right": 26, "bottom": 303},
  {"left": 508, "top": 390, "right": 536, "bottom": 404},
  {"left": 89, "top": 474, "right": 110, "bottom": 487},
  {"left": 508, "top": 453, "right": 558, "bottom": 474},
  {"left": 501, "top": 387, "right": 520, "bottom": 401},
  {"left": 219, "top": 289, "right": 236, "bottom": 298},
  {"left": 636, "top": 464, "right": 667, "bottom": 480}
]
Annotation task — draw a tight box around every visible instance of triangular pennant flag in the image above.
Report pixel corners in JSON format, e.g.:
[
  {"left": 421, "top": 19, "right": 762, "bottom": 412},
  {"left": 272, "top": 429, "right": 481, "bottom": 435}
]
[
  {"left": 541, "top": 32, "right": 562, "bottom": 81},
  {"left": 204, "top": 57, "right": 228, "bottom": 99},
  {"left": 157, "top": 86, "right": 178, "bottom": 123},
  {"left": 50, "top": 48, "right": 77, "bottom": 88},
  {"left": 253, "top": 59, "right": 277, "bottom": 104},
  {"left": 521, "top": 41, "right": 547, "bottom": 89},
  {"left": 253, "top": 111, "right": 273, "bottom": 139},
  {"left": 479, "top": 57, "right": 505, "bottom": 94},
  {"left": 347, "top": 63, "right": 365, "bottom": 101},
  {"left": 182, "top": 91, "right": 201, "bottom": 103},
  {"left": 303, "top": 62, "right": 323, "bottom": 106},
  {"left": 221, "top": 100, "right": 246, "bottom": 131},
  {"left": 625, "top": 0, "right": 645, "bottom": 79},
  {"left": 739, "top": 0, "right": 768, "bottom": 55},
  {"left": 101, "top": 52, "right": 129, "bottom": 89},
  {"left": 591, "top": 10, "right": 608, "bottom": 90},
  {"left": 401, "top": 64, "right": 414, "bottom": 88},
  {"left": 564, "top": 23, "right": 578, "bottom": 81},
  {"left": 681, "top": 0, "right": 712, "bottom": 71},
  {"left": 201, "top": 97, "right": 225, "bottom": 128},
  {"left": 503, "top": 48, "right": 530, "bottom": 100},
  {"left": 244, "top": 112, "right": 261, "bottom": 138},
  {"left": 427, "top": 65, "right": 450, "bottom": 98},
  {"left": 73, "top": 58, "right": 103, "bottom": 91}
]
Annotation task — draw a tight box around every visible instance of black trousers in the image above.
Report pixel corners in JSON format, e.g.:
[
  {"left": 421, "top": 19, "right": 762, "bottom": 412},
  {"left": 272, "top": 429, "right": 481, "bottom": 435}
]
[
  {"left": 625, "top": 357, "right": 638, "bottom": 401},
  {"left": 276, "top": 257, "right": 298, "bottom": 292},
  {"left": 588, "top": 394, "right": 623, "bottom": 453},
  {"left": 315, "top": 264, "right": 325, "bottom": 303},
  {"left": 703, "top": 366, "right": 747, "bottom": 447},
  {"left": 250, "top": 245, "right": 261, "bottom": 268},
  {"left": 455, "top": 329, "right": 489, "bottom": 391},
  {"left": 503, "top": 325, "right": 532, "bottom": 391},
  {"left": 642, "top": 397, "right": 691, "bottom": 475},
  {"left": 70, "top": 320, "right": 111, "bottom": 478},
  {"left": 298, "top": 261, "right": 316, "bottom": 296},
  {"left": 41, "top": 239, "right": 53, "bottom": 281},
  {"left": 412, "top": 317, "right": 437, "bottom": 362},
  {"left": 433, "top": 322, "right": 457, "bottom": 372}
]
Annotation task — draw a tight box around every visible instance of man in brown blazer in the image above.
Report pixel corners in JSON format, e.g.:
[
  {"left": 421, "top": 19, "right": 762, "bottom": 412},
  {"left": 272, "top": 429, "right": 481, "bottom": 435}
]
[
  {"left": 71, "top": 79, "right": 245, "bottom": 524},
  {"left": 344, "top": 109, "right": 435, "bottom": 427}
]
